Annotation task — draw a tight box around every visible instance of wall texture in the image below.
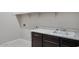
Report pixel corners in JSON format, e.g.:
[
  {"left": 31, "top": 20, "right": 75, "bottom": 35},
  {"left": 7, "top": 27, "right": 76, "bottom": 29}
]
[
  {"left": 0, "top": 12, "right": 23, "bottom": 44},
  {"left": 17, "top": 12, "right": 79, "bottom": 31}
]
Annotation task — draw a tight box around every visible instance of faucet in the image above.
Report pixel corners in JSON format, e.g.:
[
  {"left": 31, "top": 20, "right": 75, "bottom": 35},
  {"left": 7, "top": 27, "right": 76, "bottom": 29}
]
[
  {"left": 54, "top": 28, "right": 66, "bottom": 32},
  {"left": 59, "top": 28, "right": 66, "bottom": 31},
  {"left": 35, "top": 26, "right": 39, "bottom": 29}
]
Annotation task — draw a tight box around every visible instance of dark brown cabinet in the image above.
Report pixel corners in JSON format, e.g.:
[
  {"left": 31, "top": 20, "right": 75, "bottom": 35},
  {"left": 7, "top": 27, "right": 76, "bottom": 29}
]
[
  {"left": 60, "top": 37, "right": 79, "bottom": 47},
  {"left": 32, "top": 32, "right": 79, "bottom": 47},
  {"left": 43, "top": 34, "right": 59, "bottom": 47},
  {"left": 32, "top": 32, "right": 43, "bottom": 47},
  {"left": 43, "top": 40, "right": 59, "bottom": 47},
  {"left": 32, "top": 32, "right": 60, "bottom": 47}
]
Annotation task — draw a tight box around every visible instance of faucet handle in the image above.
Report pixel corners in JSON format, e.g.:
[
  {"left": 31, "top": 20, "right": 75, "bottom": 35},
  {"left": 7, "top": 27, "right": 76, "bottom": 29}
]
[
  {"left": 35, "top": 26, "right": 39, "bottom": 28},
  {"left": 60, "top": 28, "right": 66, "bottom": 31},
  {"left": 55, "top": 28, "right": 66, "bottom": 31},
  {"left": 56, "top": 29, "right": 59, "bottom": 31}
]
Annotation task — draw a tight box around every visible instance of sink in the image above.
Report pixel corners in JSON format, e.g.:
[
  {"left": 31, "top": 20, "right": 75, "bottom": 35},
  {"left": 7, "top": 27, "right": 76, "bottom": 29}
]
[
  {"left": 66, "top": 31, "right": 76, "bottom": 37},
  {"left": 52, "top": 30, "right": 76, "bottom": 37}
]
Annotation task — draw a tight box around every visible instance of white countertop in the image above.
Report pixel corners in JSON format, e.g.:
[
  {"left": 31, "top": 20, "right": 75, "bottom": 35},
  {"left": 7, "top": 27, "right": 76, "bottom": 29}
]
[{"left": 31, "top": 28, "right": 79, "bottom": 40}]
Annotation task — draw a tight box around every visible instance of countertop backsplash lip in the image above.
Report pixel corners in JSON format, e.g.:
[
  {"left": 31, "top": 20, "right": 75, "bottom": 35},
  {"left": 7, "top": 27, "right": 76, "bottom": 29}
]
[{"left": 23, "top": 25, "right": 79, "bottom": 32}]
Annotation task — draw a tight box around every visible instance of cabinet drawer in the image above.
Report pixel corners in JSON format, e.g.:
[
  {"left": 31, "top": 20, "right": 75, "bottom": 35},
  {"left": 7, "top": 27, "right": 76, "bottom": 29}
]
[
  {"left": 32, "top": 32, "right": 42, "bottom": 39},
  {"left": 43, "top": 34, "right": 59, "bottom": 43}
]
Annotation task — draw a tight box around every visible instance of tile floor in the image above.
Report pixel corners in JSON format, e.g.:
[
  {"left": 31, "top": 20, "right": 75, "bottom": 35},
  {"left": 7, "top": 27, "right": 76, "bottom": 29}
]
[{"left": 0, "top": 39, "right": 31, "bottom": 47}]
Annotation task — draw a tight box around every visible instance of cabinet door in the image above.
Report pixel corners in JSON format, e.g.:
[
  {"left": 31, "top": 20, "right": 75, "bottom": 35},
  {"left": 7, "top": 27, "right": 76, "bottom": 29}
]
[
  {"left": 32, "top": 32, "right": 42, "bottom": 47},
  {"left": 43, "top": 34, "right": 59, "bottom": 47},
  {"left": 60, "top": 38, "right": 79, "bottom": 47},
  {"left": 43, "top": 40, "right": 59, "bottom": 47}
]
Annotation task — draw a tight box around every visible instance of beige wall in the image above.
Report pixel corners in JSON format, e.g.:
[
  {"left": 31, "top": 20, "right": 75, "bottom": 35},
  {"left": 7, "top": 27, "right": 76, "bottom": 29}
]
[
  {"left": 17, "top": 12, "right": 79, "bottom": 31},
  {"left": 0, "top": 12, "right": 23, "bottom": 44}
]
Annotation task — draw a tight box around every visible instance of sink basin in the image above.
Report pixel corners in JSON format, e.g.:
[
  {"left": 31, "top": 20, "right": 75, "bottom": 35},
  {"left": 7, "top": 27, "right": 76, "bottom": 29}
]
[
  {"left": 66, "top": 31, "right": 76, "bottom": 37},
  {"left": 52, "top": 30, "right": 76, "bottom": 37}
]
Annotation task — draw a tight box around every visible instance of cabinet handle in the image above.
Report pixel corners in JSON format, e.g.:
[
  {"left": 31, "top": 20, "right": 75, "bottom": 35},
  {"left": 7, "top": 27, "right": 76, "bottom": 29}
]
[{"left": 44, "top": 40, "right": 58, "bottom": 45}]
